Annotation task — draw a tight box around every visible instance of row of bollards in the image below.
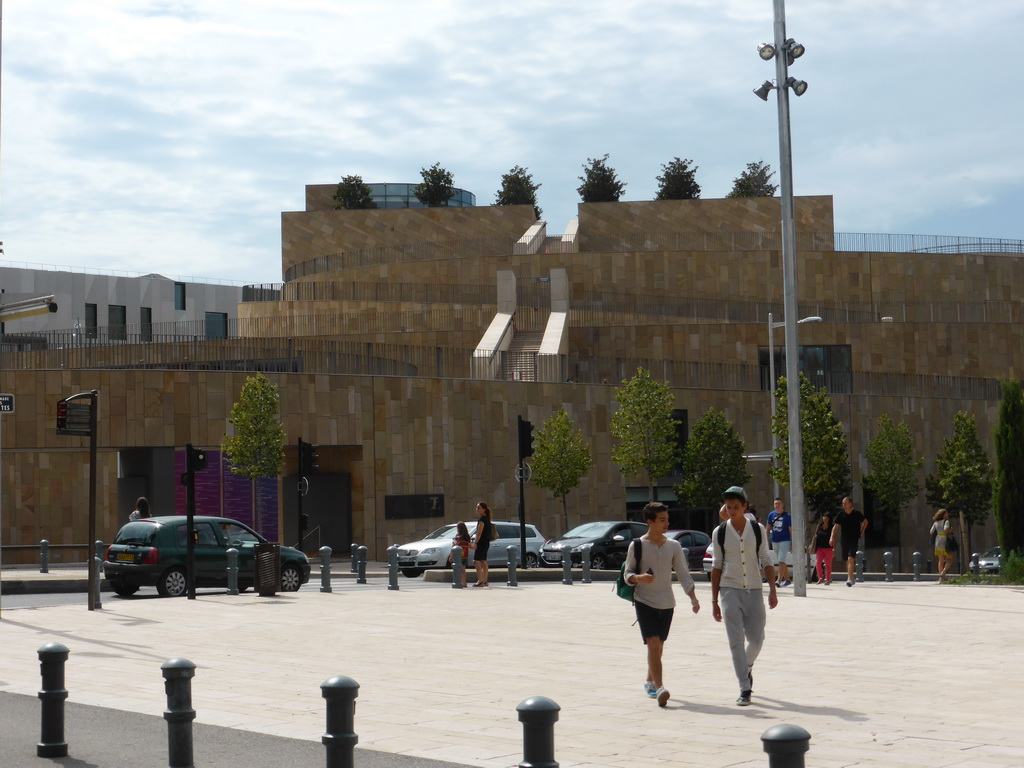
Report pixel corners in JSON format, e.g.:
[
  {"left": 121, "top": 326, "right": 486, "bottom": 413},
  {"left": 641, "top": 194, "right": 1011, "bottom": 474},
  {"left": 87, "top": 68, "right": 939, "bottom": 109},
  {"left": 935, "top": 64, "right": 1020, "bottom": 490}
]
[{"left": 35, "top": 641, "right": 813, "bottom": 768}]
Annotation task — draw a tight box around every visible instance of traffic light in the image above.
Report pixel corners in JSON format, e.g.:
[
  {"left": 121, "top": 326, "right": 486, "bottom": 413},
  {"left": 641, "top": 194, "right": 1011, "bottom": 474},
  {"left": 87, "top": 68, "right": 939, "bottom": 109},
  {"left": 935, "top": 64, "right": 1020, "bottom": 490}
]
[
  {"left": 187, "top": 444, "right": 208, "bottom": 472},
  {"left": 299, "top": 438, "right": 320, "bottom": 476},
  {"left": 56, "top": 400, "right": 67, "bottom": 432},
  {"left": 517, "top": 416, "right": 534, "bottom": 461}
]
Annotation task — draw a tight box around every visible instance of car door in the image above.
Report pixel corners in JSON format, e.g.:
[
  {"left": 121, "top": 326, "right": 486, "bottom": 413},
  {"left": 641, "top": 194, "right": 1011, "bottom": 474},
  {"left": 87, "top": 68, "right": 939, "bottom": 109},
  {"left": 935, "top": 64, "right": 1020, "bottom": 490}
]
[
  {"left": 488, "top": 523, "right": 520, "bottom": 565},
  {"left": 172, "top": 521, "right": 226, "bottom": 585},
  {"left": 608, "top": 523, "right": 640, "bottom": 567},
  {"left": 219, "top": 522, "right": 262, "bottom": 582}
]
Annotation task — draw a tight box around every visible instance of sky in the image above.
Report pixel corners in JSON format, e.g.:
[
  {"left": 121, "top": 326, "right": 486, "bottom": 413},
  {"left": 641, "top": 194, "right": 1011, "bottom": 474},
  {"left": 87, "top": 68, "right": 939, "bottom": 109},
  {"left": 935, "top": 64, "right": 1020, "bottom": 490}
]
[{"left": 1, "top": 0, "right": 1022, "bottom": 284}]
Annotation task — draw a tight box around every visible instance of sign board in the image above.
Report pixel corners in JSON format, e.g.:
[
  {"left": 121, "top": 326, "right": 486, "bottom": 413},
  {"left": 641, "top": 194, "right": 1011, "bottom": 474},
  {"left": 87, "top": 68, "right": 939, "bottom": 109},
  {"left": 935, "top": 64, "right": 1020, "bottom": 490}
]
[
  {"left": 56, "top": 397, "right": 93, "bottom": 436},
  {"left": 0, "top": 393, "right": 13, "bottom": 413},
  {"left": 384, "top": 494, "right": 445, "bottom": 520}
]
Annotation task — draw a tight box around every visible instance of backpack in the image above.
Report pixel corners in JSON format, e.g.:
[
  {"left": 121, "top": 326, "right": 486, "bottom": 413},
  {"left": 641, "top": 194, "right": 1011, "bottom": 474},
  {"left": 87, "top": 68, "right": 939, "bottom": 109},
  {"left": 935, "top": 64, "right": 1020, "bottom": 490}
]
[
  {"left": 715, "top": 520, "right": 763, "bottom": 564},
  {"left": 614, "top": 538, "right": 643, "bottom": 602}
]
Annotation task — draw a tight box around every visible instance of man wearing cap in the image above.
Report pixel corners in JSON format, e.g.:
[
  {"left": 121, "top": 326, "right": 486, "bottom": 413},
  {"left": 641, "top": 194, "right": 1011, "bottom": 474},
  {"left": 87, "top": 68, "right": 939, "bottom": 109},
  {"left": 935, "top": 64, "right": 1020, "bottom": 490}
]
[{"left": 711, "top": 486, "right": 778, "bottom": 706}]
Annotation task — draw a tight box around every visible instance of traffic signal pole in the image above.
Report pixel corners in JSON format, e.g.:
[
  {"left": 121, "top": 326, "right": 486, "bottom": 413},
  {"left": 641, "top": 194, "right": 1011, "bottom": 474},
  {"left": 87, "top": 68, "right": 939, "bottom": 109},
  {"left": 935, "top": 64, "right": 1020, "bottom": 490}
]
[{"left": 517, "top": 416, "right": 534, "bottom": 567}]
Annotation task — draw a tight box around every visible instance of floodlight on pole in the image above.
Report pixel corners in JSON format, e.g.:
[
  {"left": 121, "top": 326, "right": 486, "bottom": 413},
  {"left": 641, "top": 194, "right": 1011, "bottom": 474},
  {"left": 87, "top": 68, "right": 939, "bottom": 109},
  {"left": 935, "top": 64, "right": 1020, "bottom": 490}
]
[
  {"left": 753, "top": 81, "right": 775, "bottom": 101},
  {"left": 0, "top": 295, "right": 59, "bottom": 322}
]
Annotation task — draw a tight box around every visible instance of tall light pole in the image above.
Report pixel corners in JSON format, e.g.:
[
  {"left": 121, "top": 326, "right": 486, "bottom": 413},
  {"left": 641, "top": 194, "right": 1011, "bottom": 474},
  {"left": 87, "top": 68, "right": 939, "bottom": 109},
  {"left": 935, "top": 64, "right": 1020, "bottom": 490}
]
[
  {"left": 767, "top": 313, "right": 821, "bottom": 499},
  {"left": 755, "top": 0, "right": 810, "bottom": 596}
]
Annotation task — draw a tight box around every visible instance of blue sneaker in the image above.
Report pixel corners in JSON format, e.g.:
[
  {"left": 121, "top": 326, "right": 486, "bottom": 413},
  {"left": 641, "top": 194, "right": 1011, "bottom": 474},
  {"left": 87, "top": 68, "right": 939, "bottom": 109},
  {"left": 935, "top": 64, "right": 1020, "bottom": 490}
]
[{"left": 644, "top": 681, "right": 657, "bottom": 698}]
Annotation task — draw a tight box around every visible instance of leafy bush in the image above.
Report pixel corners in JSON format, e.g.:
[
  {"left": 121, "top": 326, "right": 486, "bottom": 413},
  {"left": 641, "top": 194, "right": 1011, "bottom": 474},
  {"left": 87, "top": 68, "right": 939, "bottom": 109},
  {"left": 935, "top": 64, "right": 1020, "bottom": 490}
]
[{"left": 1000, "top": 549, "right": 1024, "bottom": 584}]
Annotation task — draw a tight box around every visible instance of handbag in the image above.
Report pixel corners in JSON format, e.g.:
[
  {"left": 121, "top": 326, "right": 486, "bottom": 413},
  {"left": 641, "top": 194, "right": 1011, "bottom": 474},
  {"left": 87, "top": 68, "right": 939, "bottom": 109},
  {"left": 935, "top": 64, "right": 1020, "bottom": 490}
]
[{"left": 946, "top": 532, "right": 959, "bottom": 553}]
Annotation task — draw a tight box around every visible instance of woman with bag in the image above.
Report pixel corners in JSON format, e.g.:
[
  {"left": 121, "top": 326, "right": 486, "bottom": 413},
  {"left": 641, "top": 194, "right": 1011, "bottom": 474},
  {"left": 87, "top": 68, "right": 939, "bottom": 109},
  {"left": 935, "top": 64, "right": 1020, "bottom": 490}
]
[
  {"left": 931, "top": 509, "right": 954, "bottom": 582},
  {"left": 472, "top": 501, "right": 494, "bottom": 587},
  {"left": 810, "top": 513, "right": 836, "bottom": 585}
]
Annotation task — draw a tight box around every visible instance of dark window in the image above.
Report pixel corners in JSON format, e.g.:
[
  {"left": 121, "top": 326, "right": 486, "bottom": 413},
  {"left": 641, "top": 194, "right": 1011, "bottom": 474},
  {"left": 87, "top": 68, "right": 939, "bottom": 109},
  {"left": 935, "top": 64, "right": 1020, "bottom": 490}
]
[
  {"left": 174, "top": 283, "right": 186, "bottom": 310},
  {"left": 205, "top": 312, "right": 228, "bottom": 339},
  {"left": 759, "top": 345, "right": 852, "bottom": 395},
  {"left": 85, "top": 303, "right": 98, "bottom": 339},
  {"left": 140, "top": 306, "right": 153, "bottom": 342},
  {"left": 108, "top": 305, "right": 126, "bottom": 341}
]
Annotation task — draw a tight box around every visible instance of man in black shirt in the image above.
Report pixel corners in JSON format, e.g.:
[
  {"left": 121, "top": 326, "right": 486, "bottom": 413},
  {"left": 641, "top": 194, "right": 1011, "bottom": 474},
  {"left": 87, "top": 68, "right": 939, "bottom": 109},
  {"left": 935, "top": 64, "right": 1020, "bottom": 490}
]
[{"left": 836, "top": 497, "right": 868, "bottom": 586}]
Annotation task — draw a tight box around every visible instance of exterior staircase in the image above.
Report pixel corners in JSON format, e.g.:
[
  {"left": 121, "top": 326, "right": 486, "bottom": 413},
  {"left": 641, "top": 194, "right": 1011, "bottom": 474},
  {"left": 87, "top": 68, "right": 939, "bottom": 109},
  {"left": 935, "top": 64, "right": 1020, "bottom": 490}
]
[{"left": 506, "top": 331, "right": 543, "bottom": 381}]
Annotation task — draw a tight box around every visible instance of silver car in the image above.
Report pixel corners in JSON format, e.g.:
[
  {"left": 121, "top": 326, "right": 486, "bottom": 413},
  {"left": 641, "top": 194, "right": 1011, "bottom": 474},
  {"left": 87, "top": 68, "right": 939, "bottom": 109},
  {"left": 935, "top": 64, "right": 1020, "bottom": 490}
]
[{"left": 396, "top": 521, "right": 545, "bottom": 577}]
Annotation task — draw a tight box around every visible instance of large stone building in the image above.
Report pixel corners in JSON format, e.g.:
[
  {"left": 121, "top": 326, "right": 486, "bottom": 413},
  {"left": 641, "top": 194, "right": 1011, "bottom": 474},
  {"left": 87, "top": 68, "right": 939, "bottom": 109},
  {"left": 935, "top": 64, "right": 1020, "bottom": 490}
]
[{"left": 1, "top": 190, "right": 1019, "bottom": 568}]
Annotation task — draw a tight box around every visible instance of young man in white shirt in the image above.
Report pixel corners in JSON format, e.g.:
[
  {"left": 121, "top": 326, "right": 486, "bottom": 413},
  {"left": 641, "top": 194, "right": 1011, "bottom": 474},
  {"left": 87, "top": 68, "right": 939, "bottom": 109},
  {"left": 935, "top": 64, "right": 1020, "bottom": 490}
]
[
  {"left": 624, "top": 502, "right": 700, "bottom": 708},
  {"left": 710, "top": 486, "right": 778, "bottom": 706}
]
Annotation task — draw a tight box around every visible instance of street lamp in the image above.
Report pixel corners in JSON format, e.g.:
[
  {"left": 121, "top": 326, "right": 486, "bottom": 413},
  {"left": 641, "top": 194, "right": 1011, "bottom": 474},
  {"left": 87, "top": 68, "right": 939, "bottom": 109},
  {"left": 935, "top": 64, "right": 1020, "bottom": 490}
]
[
  {"left": 767, "top": 313, "right": 822, "bottom": 498},
  {"left": 754, "top": 0, "right": 811, "bottom": 597}
]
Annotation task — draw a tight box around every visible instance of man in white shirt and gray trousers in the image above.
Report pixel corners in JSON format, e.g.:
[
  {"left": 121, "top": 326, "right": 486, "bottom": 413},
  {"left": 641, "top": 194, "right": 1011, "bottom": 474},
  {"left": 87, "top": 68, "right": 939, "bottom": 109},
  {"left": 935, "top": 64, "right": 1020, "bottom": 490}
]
[{"left": 710, "top": 486, "right": 778, "bottom": 706}]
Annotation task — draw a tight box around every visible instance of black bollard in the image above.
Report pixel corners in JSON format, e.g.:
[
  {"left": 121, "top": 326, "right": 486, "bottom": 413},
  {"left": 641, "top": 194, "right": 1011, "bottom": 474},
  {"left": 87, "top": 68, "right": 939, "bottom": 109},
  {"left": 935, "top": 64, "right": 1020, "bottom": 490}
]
[
  {"left": 761, "top": 723, "right": 810, "bottom": 768},
  {"left": 350, "top": 543, "right": 358, "bottom": 573},
  {"left": 320, "top": 546, "right": 333, "bottom": 593},
  {"left": 321, "top": 676, "right": 359, "bottom": 768},
  {"left": 226, "top": 548, "right": 239, "bottom": 595},
  {"left": 507, "top": 545, "right": 519, "bottom": 587},
  {"left": 517, "top": 695, "right": 560, "bottom": 768},
  {"left": 912, "top": 551, "right": 923, "bottom": 581},
  {"left": 40, "top": 539, "right": 50, "bottom": 573},
  {"left": 162, "top": 658, "right": 197, "bottom": 768},
  {"left": 356, "top": 546, "right": 368, "bottom": 584},
  {"left": 883, "top": 551, "right": 894, "bottom": 582},
  {"left": 94, "top": 540, "right": 104, "bottom": 610},
  {"left": 561, "top": 554, "right": 572, "bottom": 586},
  {"left": 452, "top": 546, "right": 464, "bottom": 589},
  {"left": 387, "top": 544, "right": 400, "bottom": 590},
  {"left": 970, "top": 552, "right": 980, "bottom": 577},
  {"left": 580, "top": 544, "right": 592, "bottom": 584},
  {"left": 37, "top": 642, "right": 70, "bottom": 757}
]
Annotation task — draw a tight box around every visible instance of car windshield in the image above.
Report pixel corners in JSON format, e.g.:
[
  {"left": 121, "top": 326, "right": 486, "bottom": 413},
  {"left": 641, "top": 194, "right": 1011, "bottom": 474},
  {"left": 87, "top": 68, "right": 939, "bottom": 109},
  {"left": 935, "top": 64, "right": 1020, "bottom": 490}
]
[
  {"left": 114, "top": 522, "right": 159, "bottom": 545},
  {"left": 423, "top": 524, "right": 459, "bottom": 540},
  {"left": 982, "top": 546, "right": 1000, "bottom": 558},
  {"left": 559, "top": 522, "right": 614, "bottom": 540}
]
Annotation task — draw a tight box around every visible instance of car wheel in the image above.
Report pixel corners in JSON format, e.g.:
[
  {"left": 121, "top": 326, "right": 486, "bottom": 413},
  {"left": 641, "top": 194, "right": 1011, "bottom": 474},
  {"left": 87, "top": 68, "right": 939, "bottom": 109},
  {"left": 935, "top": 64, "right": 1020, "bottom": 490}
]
[
  {"left": 157, "top": 567, "right": 187, "bottom": 597},
  {"left": 590, "top": 553, "right": 608, "bottom": 570},
  {"left": 281, "top": 564, "right": 303, "bottom": 592},
  {"left": 525, "top": 552, "right": 539, "bottom": 568},
  {"left": 400, "top": 567, "right": 424, "bottom": 578},
  {"left": 109, "top": 581, "right": 139, "bottom": 597}
]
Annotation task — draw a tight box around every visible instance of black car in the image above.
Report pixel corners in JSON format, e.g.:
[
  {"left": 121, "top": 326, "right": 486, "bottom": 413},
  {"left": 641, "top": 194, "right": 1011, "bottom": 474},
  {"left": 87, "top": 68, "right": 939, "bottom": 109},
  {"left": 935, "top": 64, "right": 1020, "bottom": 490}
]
[
  {"left": 540, "top": 520, "right": 648, "bottom": 570},
  {"left": 667, "top": 529, "right": 712, "bottom": 573},
  {"left": 103, "top": 516, "right": 311, "bottom": 597}
]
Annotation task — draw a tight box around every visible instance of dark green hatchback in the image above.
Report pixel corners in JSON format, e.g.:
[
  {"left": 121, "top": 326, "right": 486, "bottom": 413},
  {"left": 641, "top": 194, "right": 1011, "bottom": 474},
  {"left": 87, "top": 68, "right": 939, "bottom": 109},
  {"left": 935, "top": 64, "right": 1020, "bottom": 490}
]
[{"left": 103, "top": 516, "right": 311, "bottom": 597}]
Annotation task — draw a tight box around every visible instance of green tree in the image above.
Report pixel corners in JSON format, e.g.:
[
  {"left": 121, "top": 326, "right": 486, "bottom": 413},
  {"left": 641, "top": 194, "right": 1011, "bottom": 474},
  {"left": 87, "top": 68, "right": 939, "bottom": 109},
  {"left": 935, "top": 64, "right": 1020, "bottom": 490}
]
[
  {"left": 862, "top": 414, "right": 923, "bottom": 526},
  {"left": 674, "top": 407, "right": 750, "bottom": 509},
  {"left": 770, "top": 372, "right": 852, "bottom": 517},
  {"left": 494, "top": 165, "right": 542, "bottom": 219},
  {"left": 332, "top": 174, "right": 377, "bottom": 210},
  {"left": 611, "top": 367, "right": 680, "bottom": 501},
  {"left": 726, "top": 160, "right": 778, "bottom": 198},
  {"left": 530, "top": 407, "right": 593, "bottom": 530},
  {"left": 925, "top": 410, "right": 993, "bottom": 553},
  {"left": 994, "top": 380, "right": 1024, "bottom": 555},
  {"left": 221, "top": 373, "right": 286, "bottom": 531},
  {"left": 577, "top": 154, "right": 626, "bottom": 203},
  {"left": 414, "top": 162, "right": 456, "bottom": 207},
  {"left": 655, "top": 157, "right": 701, "bottom": 201}
]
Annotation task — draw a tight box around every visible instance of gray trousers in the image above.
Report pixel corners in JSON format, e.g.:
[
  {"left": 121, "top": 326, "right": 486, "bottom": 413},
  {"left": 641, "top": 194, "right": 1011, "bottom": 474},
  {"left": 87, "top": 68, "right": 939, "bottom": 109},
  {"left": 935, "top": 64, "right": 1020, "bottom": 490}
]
[{"left": 720, "top": 587, "right": 766, "bottom": 692}]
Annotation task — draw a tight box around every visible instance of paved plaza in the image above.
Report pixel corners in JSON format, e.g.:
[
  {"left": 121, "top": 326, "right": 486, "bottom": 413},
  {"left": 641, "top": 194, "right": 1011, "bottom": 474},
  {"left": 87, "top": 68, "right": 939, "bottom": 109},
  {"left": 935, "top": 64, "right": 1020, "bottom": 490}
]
[{"left": 1, "top": 569, "right": 1022, "bottom": 768}]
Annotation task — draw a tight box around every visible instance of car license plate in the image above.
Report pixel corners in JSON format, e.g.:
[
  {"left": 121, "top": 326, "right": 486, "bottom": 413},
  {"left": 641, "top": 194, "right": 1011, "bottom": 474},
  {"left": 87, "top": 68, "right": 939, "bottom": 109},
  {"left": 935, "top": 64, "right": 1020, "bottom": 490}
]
[
  {"left": 547, "top": 552, "right": 561, "bottom": 562},
  {"left": 116, "top": 553, "right": 135, "bottom": 562}
]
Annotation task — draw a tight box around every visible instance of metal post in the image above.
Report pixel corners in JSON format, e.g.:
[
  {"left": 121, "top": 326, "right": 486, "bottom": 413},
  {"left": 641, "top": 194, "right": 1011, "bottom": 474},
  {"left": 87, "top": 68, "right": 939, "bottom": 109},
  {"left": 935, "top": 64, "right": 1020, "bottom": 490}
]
[
  {"left": 40, "top": 539, "right": 50, "bottom": 573},
  {"left": 507, "top": 545, "right": 518, "bottom": 587},
  {"left": 350, "top": 543, "right": 358, "bottom": 573},
  {"left": 561, "top": 554, "right": 572, "bottom": 585},
  {"left": 768, "top": 313, "right": 780, "bottom": 499},
  {"left": 912, "top": 551, "right": 922, "bottom": 581},
  {"left": 161, "top": 658, "right": 197, "bottom": 768},
  {"left": 517, "top": 695, "right": 560, "bottom": 768},
  {"left": 970, "top": 552, "right": 980, "bottom": 577},
  {"left": 387, "top": 544, "right": 399, "bottom": 590},
  {"left": 226, "top": 548, "right": 239, "bottom": 595},
  {"left": 93, "top": 540, "right": 104, "bottom": 610},
  {"left": 452, "top": 546, "right": 464, "bottom": 589},
  {"left": 580, "top": 544, "right": 592, "bottom": 584},
  {"left": 883, "top": 551, "right": 894, "bottom": 582},
  {"left": 37, "top": 642, "right": 70, "bottom": 758},
  {"left": 356, "top": 546, "right": 367, "bottom": 584},
  {"left": 321, "top": 676, "right": 359, "bottom": 768},
  {"left": 320, "top": 546, "right": 333, "bottom": 593},
  {"left": 856, "top": 551, "right": 865, "bottom": 582},
  {"left": 761, "top": 723, "right": 810, "bottom": 768}
]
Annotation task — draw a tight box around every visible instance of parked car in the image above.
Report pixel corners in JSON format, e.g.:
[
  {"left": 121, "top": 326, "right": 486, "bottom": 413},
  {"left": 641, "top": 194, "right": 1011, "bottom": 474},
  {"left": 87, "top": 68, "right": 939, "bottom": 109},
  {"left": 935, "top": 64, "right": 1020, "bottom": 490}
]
[
  {"left": 103, "top": 516, "right": 311, "bottom": 597},
  {"left": 703, "top": 542, "right": 714, "bottom": 578},
  {"left": 396, "top": 521, "right": 545, "bottom": 577},
  {"left": 978, "top": 546, "right": 1001, "bottom": 574},
  {"left": 668, "top": 529, "right": 712, "bottom": 573},
  {"left": 540, "top": 520, "right": 648, "bottom": 570}
]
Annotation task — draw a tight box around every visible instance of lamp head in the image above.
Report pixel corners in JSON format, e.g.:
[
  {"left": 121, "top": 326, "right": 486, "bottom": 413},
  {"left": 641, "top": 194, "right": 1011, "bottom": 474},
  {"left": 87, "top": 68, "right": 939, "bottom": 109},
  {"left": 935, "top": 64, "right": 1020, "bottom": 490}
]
[
  {"left": 785, "top": 38, "right": 806, "bottom": 62},
  {"left": 757, "top": 43, "right": 776, "bottom": 61},
  {"left": 785, "top": 77, "right": 808, "bottom": 96},
  {"left": 753, "top": 80, "right": 775, "bottom": 101}
]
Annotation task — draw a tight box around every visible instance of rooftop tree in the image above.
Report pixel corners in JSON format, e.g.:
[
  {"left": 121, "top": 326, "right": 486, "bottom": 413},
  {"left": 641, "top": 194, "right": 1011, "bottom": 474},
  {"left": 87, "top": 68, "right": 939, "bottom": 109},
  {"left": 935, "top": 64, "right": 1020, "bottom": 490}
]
[
  {"left": 726, "top": 160, "right": 778, "bottom": 198},
  {"left": 414, "top": 162, "right": 456, "bottom": 207},
  {"left": 655, "top": 157, "right": 701, "bottom": 201},
  {"left": 494, "top": 165, "right": 542, "bottom": 219},
  {"left": 577, "top": 154, "right": 626, "bottom": 203},
  {"left": 332, "top": 175, "right": 377, "bottom": 210}
]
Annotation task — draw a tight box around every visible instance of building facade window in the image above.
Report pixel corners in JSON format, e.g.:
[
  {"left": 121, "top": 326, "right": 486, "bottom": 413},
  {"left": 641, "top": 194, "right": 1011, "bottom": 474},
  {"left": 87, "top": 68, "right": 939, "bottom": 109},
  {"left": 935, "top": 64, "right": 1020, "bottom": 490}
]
[
  {"left": 366, "top": 183, "right": 476, "bottom": 209},
  {"left": 174, "top": 282, "right": 186, "bottom": 310},
  {"left": 205, "top": 311, "right": 228, "bottom": 339},
  {"left": 108, "top": 305, "right": 127, "bottom": 341},
  {"left": 85, "top": 303, "right": 98, "bottom": 339},
  {"left": 140, "top": 306, "right": 153, "bottom": 342},
  {"left": 759, "top": 344, "right": 852, "bottom": 395}
]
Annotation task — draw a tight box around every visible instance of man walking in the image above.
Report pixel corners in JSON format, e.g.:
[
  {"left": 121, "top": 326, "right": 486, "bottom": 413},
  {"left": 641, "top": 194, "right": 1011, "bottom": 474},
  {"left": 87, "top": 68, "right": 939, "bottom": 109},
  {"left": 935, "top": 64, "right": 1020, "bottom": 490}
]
[
  {"left": 711, "top": 486, "right": 777, "bottom": 706},
  {"left": 836, "top": 496, "right": 868, "bottom": 587},
  {"left": 767, "top": 497, "right": 792, "bottom": 586},
  {"left": 623, "top": 502, "right": 700, "bottom": 708}
]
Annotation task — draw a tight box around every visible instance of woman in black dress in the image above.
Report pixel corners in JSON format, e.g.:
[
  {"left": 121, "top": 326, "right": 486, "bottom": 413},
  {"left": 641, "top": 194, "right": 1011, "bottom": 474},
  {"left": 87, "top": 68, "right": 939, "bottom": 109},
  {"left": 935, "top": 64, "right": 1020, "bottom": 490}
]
[{"left": 472, "top": 501, "right": 493, "bottom": 587}]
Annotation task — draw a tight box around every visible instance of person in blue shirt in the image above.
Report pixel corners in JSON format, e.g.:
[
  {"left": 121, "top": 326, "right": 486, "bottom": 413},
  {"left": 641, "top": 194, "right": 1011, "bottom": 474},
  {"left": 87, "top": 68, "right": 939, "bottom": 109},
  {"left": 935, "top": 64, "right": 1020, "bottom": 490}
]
[{"left": 767, "top": 498, "right": 793, "bottom": 586}]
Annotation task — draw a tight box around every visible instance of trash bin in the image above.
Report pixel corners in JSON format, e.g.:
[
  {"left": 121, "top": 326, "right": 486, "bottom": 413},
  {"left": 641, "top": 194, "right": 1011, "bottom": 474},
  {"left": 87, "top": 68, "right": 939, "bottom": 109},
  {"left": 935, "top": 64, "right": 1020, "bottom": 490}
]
[{"left": 254, "top": 542, "right": 281, "bottom": 596}]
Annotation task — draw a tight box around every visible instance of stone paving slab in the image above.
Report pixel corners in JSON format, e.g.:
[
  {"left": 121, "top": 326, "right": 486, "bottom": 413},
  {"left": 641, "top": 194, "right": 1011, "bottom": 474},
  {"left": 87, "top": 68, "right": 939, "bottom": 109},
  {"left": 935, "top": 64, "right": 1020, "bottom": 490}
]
[{"left": 0, "top": 576, "right": 1020, "bottom": 768}]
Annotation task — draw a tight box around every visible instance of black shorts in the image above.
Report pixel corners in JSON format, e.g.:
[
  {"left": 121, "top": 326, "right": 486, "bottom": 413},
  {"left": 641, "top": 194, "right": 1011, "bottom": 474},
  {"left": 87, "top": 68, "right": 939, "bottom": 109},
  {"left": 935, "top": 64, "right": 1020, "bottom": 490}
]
[
  {"left": 634, "top": 600, "right": 674, "bottom": 643},
  {"left": 473, "top": 542, "right": 490, "bottom": 562},
  {"left": 840, "top": 538, "right": 859, "bottom": 561}
]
